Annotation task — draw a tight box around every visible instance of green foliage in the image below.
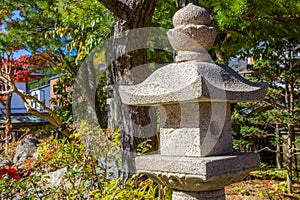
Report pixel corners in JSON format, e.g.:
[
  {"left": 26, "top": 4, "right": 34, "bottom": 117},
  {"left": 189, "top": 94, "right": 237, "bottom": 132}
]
[
  {"left": 240, "top": 126, "right": 268, "bottom": 137},
  {"left": 102, "top": 176, "right": 158, "bottom": 200},
  {"left": 137, "top": 139, "right": 153, "bottom": 156},
  {"left": 45, "top": 0, "right": 114, "bottom": 62},
  {"left": 232, "top": 39, "right": 299, "bottom": 179},
  {"left": 231, "top": 186, "right": 251, "bottom": 196},
  {"left": 273, "top": 181, "right": 288, "bottom": 193},
  {"left": 28, "top": 68, "right": 56, "bottom": 90},
  {"left": 152, "top": 0, "right": 177, "bottom": 29},
  {"left": 252, "top": 169, "right": 287, "bottom": 180},
  {"left": 233, "top": 139, "right": 252, "bottom": 152},
  {"left": 0, "top": 127, "right": 172, "bottom": 199},
  {"left": 72, "top": 120, "right": 120, "bottom": 158},
  {"left": 295, "top": 138, "right": 300, "bottom": 147},
  {"left": 197, "top": 0, "right": 300, "bottom": 62},
  {"left": 214, "top": 0, "right": 249, "bottom": 30},
  {"left": 49, "top": 74, "right": 75, "bottom": 125}
]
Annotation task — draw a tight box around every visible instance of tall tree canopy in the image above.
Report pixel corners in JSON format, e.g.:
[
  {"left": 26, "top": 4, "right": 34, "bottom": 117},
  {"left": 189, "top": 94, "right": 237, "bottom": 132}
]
[{"left": 199, "top": 0, "right": 300, "bottom": 63}]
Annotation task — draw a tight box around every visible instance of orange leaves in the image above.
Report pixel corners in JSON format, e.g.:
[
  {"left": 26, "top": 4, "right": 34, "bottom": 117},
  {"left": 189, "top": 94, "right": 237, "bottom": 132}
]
[{"left": 21, "top": 158, "right": 36, "bottom": 171}]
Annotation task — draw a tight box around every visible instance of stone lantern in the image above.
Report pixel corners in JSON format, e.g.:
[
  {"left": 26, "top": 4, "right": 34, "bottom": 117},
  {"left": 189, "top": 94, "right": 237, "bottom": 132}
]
[{"left": 119, "top": 3, "right": 267, "bottom": 200}]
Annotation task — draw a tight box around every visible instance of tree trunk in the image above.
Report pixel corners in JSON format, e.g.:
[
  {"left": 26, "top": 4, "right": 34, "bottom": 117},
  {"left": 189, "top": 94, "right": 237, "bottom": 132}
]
[
  {"left": 289, "top": 78, "right": 297, "bottom": 176},
  {"left": 275, "top": 123, "right": 282, "bottom": 169},
  {"left": 287, "top": 52, "right": 298, "bottom": 179},
  {"left": 287, "top": 123, "right": 294, "bottom": 193},
  {"left": 4, "top": 94, "right": 12, "bottom": 154},
  {"left": 99, "top": 0, "right": 158, "bottom": 183}
]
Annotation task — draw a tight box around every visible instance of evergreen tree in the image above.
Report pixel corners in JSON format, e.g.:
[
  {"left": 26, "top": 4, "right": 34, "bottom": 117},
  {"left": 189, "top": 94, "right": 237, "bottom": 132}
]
[{"left": 205, "top": 0, "right": 300, "bottom": 193}]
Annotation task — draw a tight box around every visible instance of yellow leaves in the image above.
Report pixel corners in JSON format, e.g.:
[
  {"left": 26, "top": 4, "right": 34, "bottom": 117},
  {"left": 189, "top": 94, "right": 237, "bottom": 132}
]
[
  {"left": 52, "top": 62, "right": 65, "bottom": 72},
  {"left": 111, "top": 128, "right": 121, "bottom": 147},
  {"left": 45, "top": 27, "right": 70, "bottom": 38},
  {"left": 57, "top": 28, "right": 82, "bottom": 38},
  {"left": 77, "top": 51, "right": 85, "bottom": 60},
  {"left": 57, "top": 27, "right": 69, "bottom": 36},
  {"left": 76, "top": 41, "right": 88, "bottom": 61},
  {"left": 0, "top": 6, "right": 12, "bottom": 19}
]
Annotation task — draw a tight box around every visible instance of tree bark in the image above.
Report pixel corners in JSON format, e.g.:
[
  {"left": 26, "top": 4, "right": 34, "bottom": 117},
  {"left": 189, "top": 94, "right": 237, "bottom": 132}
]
[
  {"left": 13, "top": 86, "right": 71, "bottom": 138},
  {"left": 98, "top": 0, "right": 158, "bottom": 183},
  {"left": 0, "top": 94, "right": 13, "bottom": 154},
  {"left": 275, "top": 123, "right": 282, "bottom": 169},
  {"left": 286, "top": 51, "right": 297, "bottom": 185},
  {"left": 287, "top": 123, "right": 294, "bottom": 193},
  {"left": 289, "top": 81, "right": 297, "bottom": 178}
]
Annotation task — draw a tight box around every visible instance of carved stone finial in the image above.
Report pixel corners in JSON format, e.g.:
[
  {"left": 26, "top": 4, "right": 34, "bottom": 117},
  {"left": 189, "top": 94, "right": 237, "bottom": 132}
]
[
  {"left": 173, "top": 3, "right": 211, "bottom": 27},
  {"left": 167, "top": 3, "right": 217, "bottom": 62}
]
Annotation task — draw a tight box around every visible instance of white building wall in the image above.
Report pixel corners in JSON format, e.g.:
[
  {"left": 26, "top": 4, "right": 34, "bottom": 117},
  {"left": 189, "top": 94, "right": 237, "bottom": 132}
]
[
  {"left": 30, "top": 85, "right": 51, "bottom": 111},
  {"left": 30, "top": 89, "right": 41, "bottom": 111}
]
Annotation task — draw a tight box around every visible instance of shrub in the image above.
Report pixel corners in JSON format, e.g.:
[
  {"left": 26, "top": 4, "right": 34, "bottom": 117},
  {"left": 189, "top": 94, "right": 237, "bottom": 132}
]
[{"left": 0, "top": 126, "right": 171, "bottom": 199}]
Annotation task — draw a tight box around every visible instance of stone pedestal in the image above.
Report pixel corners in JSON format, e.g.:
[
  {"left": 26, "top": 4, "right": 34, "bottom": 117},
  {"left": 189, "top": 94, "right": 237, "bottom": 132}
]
[
  {"left": 119, "top": 3, "right": 267, "bottom": 199},
  {"left": 173, "top": 190, "right": 225, "bottom": 200},
  {"left": 135, "top": 153, "right": 260, "bottom": 192}
]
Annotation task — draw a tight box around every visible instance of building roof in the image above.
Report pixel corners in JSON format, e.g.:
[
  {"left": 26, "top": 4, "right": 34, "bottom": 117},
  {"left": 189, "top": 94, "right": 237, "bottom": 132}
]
[
  {"left": 0, "top": 114, "right": 49, "bottom": 128},
  {"left": 30, "top": 84, "right": 50, "bottom": 92},
  {"left": 48, "top": 74, "right": 65, "bottom": 81}
]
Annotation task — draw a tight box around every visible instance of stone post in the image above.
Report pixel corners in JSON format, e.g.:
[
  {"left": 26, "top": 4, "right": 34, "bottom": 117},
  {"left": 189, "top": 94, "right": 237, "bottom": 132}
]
[{"left": 119, "top": 3, "right": 268, "bottom": 200}]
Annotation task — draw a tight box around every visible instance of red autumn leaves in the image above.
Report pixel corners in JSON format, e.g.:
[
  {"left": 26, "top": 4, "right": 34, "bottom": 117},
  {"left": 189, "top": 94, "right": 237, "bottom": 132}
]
[
  {"left": 0, "top": 167, "right": 20, "bottom": 181},
  {"left": 0, "top": 51, "right": 51, "bottom": 83}
]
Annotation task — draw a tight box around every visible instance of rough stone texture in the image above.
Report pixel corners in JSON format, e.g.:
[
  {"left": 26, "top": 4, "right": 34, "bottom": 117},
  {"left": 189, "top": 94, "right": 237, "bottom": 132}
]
[
  {"left": 0, "top": 157, "right": 10, "bottom": 168},
  {"left": 168, "top": 3, "right": 217, "bottom": 63},
  {"left": 98, "top": 155, "right": 119, "bottom": 180},
  {"left": 175, "top": 50, "right": 213, "bottom": 63},
  {"left": 168, "top": 25, "right": 217, "bottom": 51},
  {"left": 160, "top": 103, "right": 232, "bottom": 157},
  {"left": 13, "top": 135, "right": 39, "bottom": 167},
  {"left": 173, "top": 3, "right": 211, "bottom": 27},
  {"left": 173, "top": 189, "right": 225, "bottom": 200},
  {"left": 43, "top": 167, "right": 68, "bottom": 186},
  {"left": 135, "top": 153, "right": 260, "bottom": 191},
  {"left": 119, "top": 61, "right": 268, "bottom": 106}
]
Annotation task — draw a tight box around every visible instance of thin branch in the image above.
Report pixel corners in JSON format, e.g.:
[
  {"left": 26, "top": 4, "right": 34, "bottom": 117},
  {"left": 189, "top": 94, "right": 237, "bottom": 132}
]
[
  {"left": 255, "top": 147, "right": 280, "bottom": 153},
  {"left": 14, "top": 89, "right": 60, "bottom": 124},
  {"left": 9, "top": 81, "right": 70, "bottom": 137},
  {"left": 256, "top": 146, "right": 300, "bottom": 156},
  {"left": 0, "top": 72, "right": 14, "bottom": 95}
]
